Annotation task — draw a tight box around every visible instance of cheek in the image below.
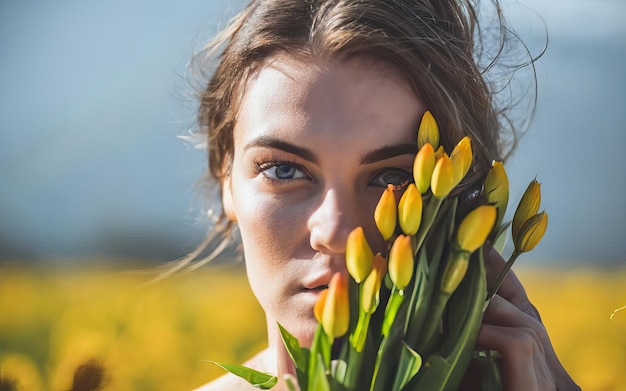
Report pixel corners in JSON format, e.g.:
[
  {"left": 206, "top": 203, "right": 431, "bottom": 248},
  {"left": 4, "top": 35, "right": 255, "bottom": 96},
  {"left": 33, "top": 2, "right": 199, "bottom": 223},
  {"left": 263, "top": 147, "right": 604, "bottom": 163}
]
[{"left": 234, "top": 191, "right": 305, "bottom": 263}]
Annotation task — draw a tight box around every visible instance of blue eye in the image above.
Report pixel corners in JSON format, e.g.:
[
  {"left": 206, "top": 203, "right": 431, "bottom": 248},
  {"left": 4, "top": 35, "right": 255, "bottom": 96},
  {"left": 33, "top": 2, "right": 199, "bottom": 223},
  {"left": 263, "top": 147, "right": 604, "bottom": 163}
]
[
  {"left": 370, "top": 168, "right": 413, "bottom": 189},
  {"left": 260, "top": 162, "right": 309, "bottom": 181}
]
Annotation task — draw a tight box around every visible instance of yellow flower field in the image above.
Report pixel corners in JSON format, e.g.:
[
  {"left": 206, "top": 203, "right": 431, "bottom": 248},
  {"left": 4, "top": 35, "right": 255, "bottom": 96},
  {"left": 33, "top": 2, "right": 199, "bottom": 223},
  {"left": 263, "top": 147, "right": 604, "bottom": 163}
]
[{"left": 0, "top": 263, "right": 624, "bottom": 390}]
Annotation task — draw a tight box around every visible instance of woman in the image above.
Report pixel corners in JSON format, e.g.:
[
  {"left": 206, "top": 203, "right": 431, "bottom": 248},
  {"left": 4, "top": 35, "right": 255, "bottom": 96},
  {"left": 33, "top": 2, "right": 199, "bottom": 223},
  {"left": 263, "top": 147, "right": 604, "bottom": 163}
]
[{"left": 191, "top": 0, "right": 580, "bottom": 389}]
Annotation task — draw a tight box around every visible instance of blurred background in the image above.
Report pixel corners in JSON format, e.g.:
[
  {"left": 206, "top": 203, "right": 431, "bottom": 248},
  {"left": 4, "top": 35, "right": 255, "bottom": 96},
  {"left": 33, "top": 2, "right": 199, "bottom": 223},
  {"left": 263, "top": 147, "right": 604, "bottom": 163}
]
[
  {"left": 1, "top": 0, "right": 624, "bottom": 390},
  {"left": 1, "top": 0, "right": 625, "bottom": 265}
]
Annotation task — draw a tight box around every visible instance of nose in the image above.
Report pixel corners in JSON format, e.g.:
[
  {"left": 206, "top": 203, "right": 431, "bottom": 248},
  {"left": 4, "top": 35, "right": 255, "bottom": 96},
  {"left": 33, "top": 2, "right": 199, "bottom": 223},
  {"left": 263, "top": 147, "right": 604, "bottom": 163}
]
[{"left": 308, "top": 188, "right": 358, "bottom": 256}]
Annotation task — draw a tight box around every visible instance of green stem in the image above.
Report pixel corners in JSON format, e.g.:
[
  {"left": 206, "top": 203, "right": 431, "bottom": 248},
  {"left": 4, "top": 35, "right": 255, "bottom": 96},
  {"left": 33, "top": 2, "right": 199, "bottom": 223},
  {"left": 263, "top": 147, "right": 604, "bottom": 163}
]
[
  {"left": 382, "top": 287, "right": 405, "bottom": 337},
  {"left": 485, "top": 250, "right": 520, "bottom": 307},
  {"left": 350, "top": 310, "right": 372, "bottom": 353},
  {"left": 413, "top": 197, "right": 444, "bottom": 252}
]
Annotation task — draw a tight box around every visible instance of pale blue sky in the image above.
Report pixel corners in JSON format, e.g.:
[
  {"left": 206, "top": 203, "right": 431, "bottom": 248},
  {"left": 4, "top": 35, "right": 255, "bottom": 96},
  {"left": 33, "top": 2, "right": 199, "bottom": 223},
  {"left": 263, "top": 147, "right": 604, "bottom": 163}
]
[{"left": 0, "top": 0, "right": 624, "bottom": 265}]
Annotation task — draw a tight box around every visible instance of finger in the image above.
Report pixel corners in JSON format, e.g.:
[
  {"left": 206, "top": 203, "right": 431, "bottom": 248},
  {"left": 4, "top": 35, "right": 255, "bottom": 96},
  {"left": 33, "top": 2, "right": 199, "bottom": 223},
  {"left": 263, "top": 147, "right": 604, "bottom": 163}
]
[
  {"left": 483, "top": 295, "right": 580, "bottom": 390},
  {"left": 476, "top": 324, "right": 556, "bottom": 391}
]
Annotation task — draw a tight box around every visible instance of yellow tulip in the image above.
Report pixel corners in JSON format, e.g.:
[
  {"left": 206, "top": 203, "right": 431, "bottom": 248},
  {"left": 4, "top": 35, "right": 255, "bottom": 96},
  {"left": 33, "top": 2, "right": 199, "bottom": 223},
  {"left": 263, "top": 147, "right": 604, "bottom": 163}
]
[
  {"left": 398, "top": 183, "right": 422, "bottom": 235},
  {"left": 388, "top": 234, "right": 414, "bottom": 290},
  {"left": 374, "top": 184, "right": 397, "bottom": 241},
  {"left": 516, "top": 211, "right": 548, "bottom": 253},
  {"left": 434, "top": 145, "right": 445, "bottom": 160},
  {"left": 440, "top": 252, "right": 470, "bottom": 294},
  {"left": 314, "top": 288, "right": 328, "bottom": 324},
  {"left": 417, "top": 110, "right": 440, "bottom": 150},
  {"left": 322, "top": 273, "right": 350, "bottom": 339},
  {"left": 512, "top": 179, "right": 541, "bottom": 241},
  {"left": 361, "top": 253, "right": 387, "bottom": 313},
  {"left": 456, "top": 205, "right": 497, "bottom": 253},
  {"left": 345, "top": 227, "right": 374, "bottom": 283},
  {"left": 431, "top": 154, "right": 455, "bottom": 199},
  {"left": 450, "top": 136, "right": 473, "bottom": 184},
  {"left": 413, "top": 143, "right": 435, "bottom": 194},
  {"left": 484, "top": 161, "right": 509, "bottom": 227}
]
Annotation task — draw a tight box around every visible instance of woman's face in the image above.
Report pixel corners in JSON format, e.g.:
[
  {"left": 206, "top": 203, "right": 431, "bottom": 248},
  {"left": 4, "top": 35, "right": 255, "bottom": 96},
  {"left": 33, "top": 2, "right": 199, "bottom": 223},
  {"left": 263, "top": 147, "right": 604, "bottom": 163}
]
[{"left": 223, "top": 55, "right": 425, "bottom": 345}]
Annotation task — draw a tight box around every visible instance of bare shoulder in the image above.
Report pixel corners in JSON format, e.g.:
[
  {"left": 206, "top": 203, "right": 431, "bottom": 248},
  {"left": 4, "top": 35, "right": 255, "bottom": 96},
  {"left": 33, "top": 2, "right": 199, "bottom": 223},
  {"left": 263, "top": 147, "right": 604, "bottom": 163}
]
[{"left": 193, "top": 349, "right": 275, "bottom": 391}]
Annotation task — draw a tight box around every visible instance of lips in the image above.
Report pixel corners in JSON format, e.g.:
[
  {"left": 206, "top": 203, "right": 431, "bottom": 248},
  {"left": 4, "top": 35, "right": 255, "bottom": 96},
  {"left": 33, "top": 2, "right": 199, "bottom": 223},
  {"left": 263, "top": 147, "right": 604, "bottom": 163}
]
[
  {"left": 306, "top": 285, "right": 328, "bottom": 291},
  {"left": 302, "top": 270, "right": 334, "bottom": 291}
]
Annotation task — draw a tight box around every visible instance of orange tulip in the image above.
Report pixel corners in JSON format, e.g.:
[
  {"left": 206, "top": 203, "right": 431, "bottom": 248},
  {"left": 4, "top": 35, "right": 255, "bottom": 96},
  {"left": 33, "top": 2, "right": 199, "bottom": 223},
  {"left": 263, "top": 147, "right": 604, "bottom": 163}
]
[{"left": 321, "top": 273, "right": 350, "bottom": 339}]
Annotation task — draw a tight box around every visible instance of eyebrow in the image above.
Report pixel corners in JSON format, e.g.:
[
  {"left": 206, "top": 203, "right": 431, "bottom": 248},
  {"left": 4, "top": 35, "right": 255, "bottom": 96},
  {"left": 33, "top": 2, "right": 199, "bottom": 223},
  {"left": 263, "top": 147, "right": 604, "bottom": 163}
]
[
  {"left": 244, "top": 136, "right": 319, "bottom": 163},
  {"left": 360, "top": 143, "right": 418, "bottom": 164},
  {"left": 244, "top": 136, "right": 417, "bottom": 165}
]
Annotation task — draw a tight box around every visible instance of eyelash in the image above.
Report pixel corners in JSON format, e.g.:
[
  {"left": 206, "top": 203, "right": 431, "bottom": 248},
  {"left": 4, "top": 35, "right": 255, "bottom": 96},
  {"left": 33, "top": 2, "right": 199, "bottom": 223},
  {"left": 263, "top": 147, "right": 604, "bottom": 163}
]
[{"left": 253, "top": 158, "right": 311, "bottom": 183}]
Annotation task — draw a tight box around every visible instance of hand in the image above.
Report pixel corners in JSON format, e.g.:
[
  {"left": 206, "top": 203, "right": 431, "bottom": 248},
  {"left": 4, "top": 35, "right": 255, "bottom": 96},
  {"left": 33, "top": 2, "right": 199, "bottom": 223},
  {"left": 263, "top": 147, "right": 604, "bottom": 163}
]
[{"left": 471, "top": 247, "right": 581, "bottom": 390}]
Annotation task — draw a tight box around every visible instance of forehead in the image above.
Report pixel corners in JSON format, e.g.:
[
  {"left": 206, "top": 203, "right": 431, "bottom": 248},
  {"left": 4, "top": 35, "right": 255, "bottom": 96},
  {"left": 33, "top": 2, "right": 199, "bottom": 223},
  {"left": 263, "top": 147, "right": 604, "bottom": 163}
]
[{"left": 233, "top": 54, "right": 424, "bottom": 149}]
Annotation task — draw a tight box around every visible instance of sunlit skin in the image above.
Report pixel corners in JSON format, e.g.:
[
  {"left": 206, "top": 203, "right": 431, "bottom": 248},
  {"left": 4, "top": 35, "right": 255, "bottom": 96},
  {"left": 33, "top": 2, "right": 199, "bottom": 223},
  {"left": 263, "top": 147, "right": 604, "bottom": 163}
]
[{"left": 221, "top": 55, "right": 421, "bottom": 384}]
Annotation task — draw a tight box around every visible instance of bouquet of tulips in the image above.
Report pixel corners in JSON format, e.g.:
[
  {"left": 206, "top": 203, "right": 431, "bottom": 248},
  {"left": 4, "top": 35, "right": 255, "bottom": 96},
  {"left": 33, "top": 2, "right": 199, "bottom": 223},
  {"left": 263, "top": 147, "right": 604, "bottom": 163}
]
[{"left": 213, "top": 111, "right": 548, "bottom": 390}]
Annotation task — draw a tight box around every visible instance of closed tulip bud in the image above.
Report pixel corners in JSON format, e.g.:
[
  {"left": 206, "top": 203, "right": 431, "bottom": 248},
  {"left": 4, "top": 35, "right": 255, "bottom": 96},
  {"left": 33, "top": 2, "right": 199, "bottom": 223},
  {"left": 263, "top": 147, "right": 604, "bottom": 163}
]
[
  {"left": 456, "top": 205, "right": 497, "bottom": 253},
  {"left": 515, "top": 211, "right": 548, "bottom": 253},
  {"left": 441, "top": 252, "right": 470, "bottom": 294},
  {"left": 512, "top": 179, "right": 541, "bottom": 241},
  {"left": 431, "top": 154, "right": 455, "bottom": 199},
  {"left": 413, "top": 143, "right": 435, "bottom": 194},
  {"left": 484, "top": 161, "right": 509, "bottom": 227},
  {"left": 417, "top": 110, "right": 440, "bottom": 150},
  {"left": 361, "top": 253, "right": 387, "bottom": 313},
  {"left": 450, "top": 137, "right": 473, "bottom": 184},
  {"left": 346, "top": 227, "right": 374, "bottom": 283},
  {"left": 388, "top": 234, "right": 414, "bottom": 290},
  {"left": 398, "top": 183, "right": 422, "bottom": 235},
  {"left": 322, "top": 273, "right": 350, "bottom": 339},
  {"left": 375, "top": 184, "right": 397, "bottom": 241}
]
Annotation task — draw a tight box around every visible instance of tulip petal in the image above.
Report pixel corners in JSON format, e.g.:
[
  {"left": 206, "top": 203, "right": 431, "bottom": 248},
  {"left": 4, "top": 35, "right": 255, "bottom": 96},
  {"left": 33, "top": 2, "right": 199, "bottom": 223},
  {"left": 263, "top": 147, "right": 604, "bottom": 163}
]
[
  {"left": 361, "top": 253, "right": 387, "bottom": 313},
  {"left": 512, "top": 179, "right": 541, "bottom": 241},
  {"left": 388, "top": 235, "right": 414, "bottom": 290},
  {"left": 398, "top": 183, "right": 422, "bottom": 235},
  {"left": 516, "top": 211, "right": 548, "bottom": 253},
  {"left": 417, "top": 111, "right": 440, "bottom": 150},
  {"left": 413, "top": 144, "right": 435, "bottom": 194},
  {"left": 345, "top": 227, "right": 374, "bottom": 283},
  {"left": 431, "top": 154, "right": 455, "bottom": 199},
  {"left": 456, "top": 205, "right": 497, "bottom": 253},
  {"left": 322, "top": 273, "right": 350, "bottom": 339},
  {"left": 374, "top": 184, "right": 397, "bottom": 241},
  {"left": 450, "top": 136, "right": 473, "bottom": 184},
  {"left": 484, "top": 161, "right": 509, "bottom": 228}
]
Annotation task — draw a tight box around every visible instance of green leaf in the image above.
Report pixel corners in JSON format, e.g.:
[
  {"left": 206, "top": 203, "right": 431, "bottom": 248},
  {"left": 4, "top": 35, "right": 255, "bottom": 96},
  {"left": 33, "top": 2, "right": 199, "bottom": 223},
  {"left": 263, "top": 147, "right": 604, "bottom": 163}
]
[
  {"left": 210, "top": 362, "right": 278, "bottom": 389},
  {"left": 308, "top": 351, "right": 331, "bottom": 391},
  {"left": 278, "top": 323, "right": 306, "bottom": 369},
  {"left": 391, "top": 342, "right": 423, "bottom": 391}
]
